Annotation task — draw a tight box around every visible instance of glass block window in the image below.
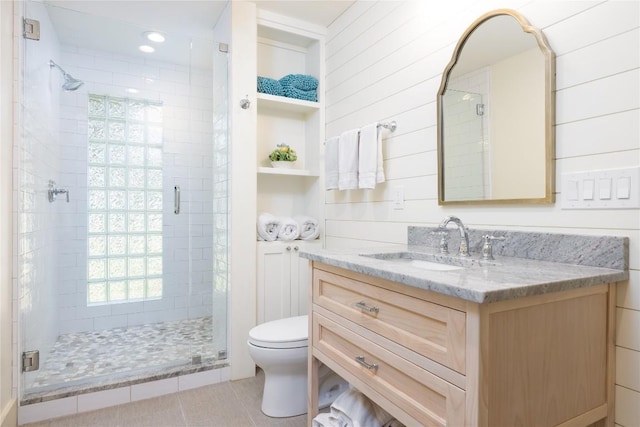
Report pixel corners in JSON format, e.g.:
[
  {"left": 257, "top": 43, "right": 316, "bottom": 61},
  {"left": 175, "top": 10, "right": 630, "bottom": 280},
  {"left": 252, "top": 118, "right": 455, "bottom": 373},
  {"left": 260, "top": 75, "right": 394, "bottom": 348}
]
[{"left": 87, "top": 94, "right": 163, "bottom": 305}]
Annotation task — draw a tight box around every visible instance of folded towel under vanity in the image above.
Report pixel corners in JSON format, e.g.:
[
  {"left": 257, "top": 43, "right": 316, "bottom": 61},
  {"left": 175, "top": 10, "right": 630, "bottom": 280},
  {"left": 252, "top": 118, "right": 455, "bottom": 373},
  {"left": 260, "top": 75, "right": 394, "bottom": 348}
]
[
  {"left": 257, "top": 76, "right": 284, "bottom": 96},
  {"left": 256, "top": 212, "right": 281, "bottom": 241},
  {"left": 294, "top": 215, "right": 320, "bottom": 240},
  {"left": 279, "top": 74, "right": 318, "bottom": 102},
  {"left": 277, "top": 216, "right": 300, "bottom": 241},
  {"left": 338, "top": 129, "right": 360, "bottom": 190},
  {"left": 312, "top": 388, "right": 396, "bottom": 427},
  {"left": 357, "top": 122, "right": 385, "bottom": 189}
]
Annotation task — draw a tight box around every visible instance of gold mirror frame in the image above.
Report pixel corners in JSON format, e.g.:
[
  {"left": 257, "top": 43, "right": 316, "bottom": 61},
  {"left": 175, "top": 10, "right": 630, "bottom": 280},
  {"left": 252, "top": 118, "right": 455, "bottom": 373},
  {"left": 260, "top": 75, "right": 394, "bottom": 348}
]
[{"left": 437, "top": 9, "right": 556, "bottom": 205}]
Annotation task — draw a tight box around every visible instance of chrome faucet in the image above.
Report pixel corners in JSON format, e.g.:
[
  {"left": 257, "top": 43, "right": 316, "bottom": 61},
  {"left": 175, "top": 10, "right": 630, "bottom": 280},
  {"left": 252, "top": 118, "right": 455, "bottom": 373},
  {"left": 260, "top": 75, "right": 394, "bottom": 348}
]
[{"left": 438, "top": 215, "right": 470, "bottom": 257}]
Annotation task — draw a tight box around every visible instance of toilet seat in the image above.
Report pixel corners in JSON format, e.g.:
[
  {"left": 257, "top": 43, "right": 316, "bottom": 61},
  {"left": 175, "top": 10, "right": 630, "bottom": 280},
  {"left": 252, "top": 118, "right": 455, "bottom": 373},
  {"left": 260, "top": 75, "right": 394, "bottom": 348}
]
[{"left": 248, "top": 315, "right": 308, "bottom": 349}]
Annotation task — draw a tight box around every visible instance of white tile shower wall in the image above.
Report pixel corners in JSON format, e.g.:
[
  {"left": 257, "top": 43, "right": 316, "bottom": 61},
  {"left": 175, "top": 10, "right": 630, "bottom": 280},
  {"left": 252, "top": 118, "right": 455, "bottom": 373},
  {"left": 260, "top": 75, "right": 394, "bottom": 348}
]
[
  {"left": 15, "top": 1, "right": 63, "bottom": 390},
  {"left": 325, "top": 0, "right": 640, "bottom": 425},
  {"left": 54, "top": 46, "right": 215, "bottom": 334}
]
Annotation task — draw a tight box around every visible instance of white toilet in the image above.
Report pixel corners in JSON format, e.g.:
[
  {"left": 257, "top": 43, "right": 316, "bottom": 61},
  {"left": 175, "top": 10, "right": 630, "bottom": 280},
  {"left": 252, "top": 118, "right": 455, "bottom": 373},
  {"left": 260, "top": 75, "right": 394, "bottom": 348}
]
[{"left": 247, "top": 314, "right": 348, "bottom": 418}]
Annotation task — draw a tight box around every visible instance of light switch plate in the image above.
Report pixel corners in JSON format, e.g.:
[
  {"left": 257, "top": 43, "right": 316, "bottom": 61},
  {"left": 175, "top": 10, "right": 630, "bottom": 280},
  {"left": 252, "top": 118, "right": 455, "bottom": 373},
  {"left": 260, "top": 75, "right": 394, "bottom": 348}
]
[
  {"left": 562, "top": 166, "right": 640, "bottom": 209},
  {"left": 392, "top": 186, "right": 404, "bottom": 210}
]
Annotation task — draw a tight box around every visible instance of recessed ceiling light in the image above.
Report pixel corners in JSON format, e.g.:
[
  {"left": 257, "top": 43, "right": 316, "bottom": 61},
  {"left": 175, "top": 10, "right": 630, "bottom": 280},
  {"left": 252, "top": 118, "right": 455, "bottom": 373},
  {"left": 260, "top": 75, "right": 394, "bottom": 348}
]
[
  {"left": 139, "top": 45, "right": 155, "bottom": 53},
  {"left": 126, "top": 88, "right": 139, "bottom": 94},
  {"left": 145, "top": 32, "right": 165, "bottom": 43}
]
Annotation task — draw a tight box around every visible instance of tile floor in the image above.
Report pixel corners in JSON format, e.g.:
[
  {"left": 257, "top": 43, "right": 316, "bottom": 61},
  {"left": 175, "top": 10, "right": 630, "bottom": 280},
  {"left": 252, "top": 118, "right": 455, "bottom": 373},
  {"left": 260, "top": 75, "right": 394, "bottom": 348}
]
[{"left": 23, "top": 369, "right": 307, "bottom": 427}]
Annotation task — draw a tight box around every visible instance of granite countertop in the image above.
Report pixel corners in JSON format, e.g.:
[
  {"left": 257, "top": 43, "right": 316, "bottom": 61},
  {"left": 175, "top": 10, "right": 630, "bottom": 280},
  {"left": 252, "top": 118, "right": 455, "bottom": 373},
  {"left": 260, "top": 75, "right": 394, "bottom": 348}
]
[{"left": 299, "top": 244, "right": 629, "bottom": 304}]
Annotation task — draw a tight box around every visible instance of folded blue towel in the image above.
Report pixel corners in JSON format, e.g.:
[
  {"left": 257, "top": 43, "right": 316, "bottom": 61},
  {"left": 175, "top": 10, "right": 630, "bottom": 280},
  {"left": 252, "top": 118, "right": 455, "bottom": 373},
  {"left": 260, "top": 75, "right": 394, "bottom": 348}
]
[
  {"left": 279, "top": 74, "right": 318, "bottom": 91},
  {"left": 257, "top": 76, "right": 284, "bottom": 96},
  {"left": 282, "top": 86, "right": 317, "bottom": 102},
  {"left": 279, "top": 74, "right": 318, "bottom": 102}
]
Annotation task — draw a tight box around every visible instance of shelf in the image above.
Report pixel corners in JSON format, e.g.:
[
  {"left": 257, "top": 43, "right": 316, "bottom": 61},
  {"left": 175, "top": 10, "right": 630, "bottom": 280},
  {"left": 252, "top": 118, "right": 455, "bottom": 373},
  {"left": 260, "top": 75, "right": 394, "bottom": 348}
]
[
  {"left": 257, "top": 166, "right": 319, "bottom": 177},
  {"left": 257, "top": 93, "right": 320, "bottom": 114}
]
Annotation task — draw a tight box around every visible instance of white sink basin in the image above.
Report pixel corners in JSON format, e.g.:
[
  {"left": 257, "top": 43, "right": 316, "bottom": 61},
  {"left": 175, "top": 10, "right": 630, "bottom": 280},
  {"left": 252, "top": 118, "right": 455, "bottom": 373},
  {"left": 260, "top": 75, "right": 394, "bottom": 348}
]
[
  {"left": 405, "top": 259, "right": 463, "bottom": 271},
  {"left": 360, "top": 251, "right": 495, "bottom": 270},
  {"left": 379, "top": 257, "right": 463, "bottom": 271}
]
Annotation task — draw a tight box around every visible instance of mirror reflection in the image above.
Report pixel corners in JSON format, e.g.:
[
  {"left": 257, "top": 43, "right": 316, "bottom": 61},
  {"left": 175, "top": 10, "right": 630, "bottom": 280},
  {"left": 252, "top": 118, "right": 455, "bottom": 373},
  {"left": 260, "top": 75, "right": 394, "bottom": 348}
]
[{"left": 438, "top": 10, "right": 555, "bottom": 204}]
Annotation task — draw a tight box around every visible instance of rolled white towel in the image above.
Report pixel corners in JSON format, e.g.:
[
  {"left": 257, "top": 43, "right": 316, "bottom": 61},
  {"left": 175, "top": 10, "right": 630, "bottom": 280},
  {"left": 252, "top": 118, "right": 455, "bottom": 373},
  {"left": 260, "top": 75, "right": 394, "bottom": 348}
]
[
  {"left": 294, "top": 215, "right": 320, "bottom": 240},
  {"left": 277, "top": 216, "right": 300, "bottom": 241},
  {"left": 256, "top": 212, "right": 281, "bottom": 241}
]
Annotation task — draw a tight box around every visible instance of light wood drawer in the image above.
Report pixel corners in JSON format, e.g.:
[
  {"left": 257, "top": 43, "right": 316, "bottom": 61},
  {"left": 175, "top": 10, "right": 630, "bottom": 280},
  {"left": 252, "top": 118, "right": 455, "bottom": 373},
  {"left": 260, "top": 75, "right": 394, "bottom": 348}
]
[
  {"left": 313, "top": 312, "right": 465, "bottom": 427},
  {"left": 313, "top": 268, "right": 466, "bottom": 373}
]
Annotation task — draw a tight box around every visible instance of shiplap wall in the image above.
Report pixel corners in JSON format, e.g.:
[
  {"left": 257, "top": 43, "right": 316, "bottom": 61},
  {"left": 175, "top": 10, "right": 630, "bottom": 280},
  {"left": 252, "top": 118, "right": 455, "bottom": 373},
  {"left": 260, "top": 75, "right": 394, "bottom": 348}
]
[{"left": 325, "top": 0, "right": 639, "bottom": 425}]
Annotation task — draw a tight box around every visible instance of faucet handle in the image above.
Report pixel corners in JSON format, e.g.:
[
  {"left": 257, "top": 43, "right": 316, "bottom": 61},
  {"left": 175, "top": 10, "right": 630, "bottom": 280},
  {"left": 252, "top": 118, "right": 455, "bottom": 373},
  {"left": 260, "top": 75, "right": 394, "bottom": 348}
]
[
  {"left": 431, "top": 230, "right": 449, "bottom": 254},
  {"left": 481, "top": 235, "right": 506, "bottom": 260}
]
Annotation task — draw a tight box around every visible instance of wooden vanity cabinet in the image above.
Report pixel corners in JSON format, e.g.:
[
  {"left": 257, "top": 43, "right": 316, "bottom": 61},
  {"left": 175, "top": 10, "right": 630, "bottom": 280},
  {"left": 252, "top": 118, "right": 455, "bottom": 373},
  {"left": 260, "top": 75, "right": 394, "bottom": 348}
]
[{"left": 308, "top": 262, "right": 616, "bottom": 427}]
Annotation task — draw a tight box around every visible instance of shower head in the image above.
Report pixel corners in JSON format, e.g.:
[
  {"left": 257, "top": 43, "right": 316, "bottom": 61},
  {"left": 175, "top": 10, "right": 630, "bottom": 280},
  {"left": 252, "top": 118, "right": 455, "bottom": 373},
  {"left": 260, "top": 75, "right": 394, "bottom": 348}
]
[{"left": 49, "top": 60, "right": 84, "bottom": 91}]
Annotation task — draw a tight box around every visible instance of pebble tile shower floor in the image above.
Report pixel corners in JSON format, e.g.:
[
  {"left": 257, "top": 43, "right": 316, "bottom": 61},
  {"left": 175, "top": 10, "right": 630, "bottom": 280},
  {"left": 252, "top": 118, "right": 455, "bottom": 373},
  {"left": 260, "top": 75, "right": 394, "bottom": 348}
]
[{"left": 30, "top": 317, "right": 217, "bottom": 390}]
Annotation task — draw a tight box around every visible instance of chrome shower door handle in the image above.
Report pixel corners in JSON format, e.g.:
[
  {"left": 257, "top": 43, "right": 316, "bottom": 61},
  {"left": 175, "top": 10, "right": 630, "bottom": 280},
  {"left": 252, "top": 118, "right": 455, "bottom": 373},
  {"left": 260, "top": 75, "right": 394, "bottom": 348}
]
[{"left": 174, "top": 186, "right": 180, "bottom": 214}]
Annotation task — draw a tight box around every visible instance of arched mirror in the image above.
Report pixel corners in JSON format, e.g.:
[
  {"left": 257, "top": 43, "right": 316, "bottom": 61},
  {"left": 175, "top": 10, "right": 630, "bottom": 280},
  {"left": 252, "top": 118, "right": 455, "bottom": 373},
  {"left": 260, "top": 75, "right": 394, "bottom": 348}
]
[{"left": 437, "top": 9, "right": 555, "bottom": 205}]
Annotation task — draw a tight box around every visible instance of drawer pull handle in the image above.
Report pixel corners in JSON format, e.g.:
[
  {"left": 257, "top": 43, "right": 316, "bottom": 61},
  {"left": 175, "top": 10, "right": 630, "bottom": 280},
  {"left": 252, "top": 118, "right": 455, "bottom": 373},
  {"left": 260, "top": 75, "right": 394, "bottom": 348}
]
[
  {"left": 355, "top": 301, "right": 379, "bottom": 314},
  {"left": 355, "top": 356, "right": 378, "bottom": 371}
]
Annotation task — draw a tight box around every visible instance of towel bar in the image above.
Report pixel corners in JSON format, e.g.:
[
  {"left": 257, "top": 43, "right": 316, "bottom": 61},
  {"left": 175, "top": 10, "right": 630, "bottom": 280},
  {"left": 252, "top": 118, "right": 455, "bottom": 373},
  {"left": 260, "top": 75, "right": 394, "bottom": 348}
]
[
  {"left": 324, "top": 120, "right": 397, "bottom": 145},
  {"left": 377, "top": 121, "right": 397, "bottom": 132}
]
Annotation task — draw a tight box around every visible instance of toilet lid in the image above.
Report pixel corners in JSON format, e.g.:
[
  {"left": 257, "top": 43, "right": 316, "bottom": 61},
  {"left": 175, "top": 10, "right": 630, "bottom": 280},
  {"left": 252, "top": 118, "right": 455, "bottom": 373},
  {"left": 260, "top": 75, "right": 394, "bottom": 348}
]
[{"left": 248, "top": 315, "right": 308, "bottom": 349}]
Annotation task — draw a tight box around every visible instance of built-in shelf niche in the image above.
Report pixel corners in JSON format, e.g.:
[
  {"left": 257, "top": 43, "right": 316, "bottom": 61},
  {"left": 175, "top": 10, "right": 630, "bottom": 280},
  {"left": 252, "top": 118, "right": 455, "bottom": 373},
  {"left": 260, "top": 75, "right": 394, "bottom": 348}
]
[{"left": 256, "top": 13, "right": 324, "bottom": 222}]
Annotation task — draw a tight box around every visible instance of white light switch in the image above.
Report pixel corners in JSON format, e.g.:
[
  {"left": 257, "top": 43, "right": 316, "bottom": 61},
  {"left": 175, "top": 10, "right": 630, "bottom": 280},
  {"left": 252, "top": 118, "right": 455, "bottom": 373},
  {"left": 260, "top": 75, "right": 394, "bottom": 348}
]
[
  {"left": 567, "top": 180, "right": 579, "bottom": 201},
  {"left": 599, "top": 178, "right": 611, "bottom": 200},
  {"left": 392, "top": 186, "right": 404, "bottom": 210},
  {"left": 617, "top": 176, "right": 631, "bottom": 199},
  {"left": 583, "top": 179, "right": 594, "bottom": 200}
]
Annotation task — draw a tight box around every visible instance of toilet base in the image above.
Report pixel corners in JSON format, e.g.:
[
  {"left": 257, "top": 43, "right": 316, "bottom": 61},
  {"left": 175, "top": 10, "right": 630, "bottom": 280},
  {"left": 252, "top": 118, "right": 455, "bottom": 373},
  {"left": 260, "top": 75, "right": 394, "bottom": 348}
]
[{"left": 261, "top": 370, "right": 307, "bottom": 417}]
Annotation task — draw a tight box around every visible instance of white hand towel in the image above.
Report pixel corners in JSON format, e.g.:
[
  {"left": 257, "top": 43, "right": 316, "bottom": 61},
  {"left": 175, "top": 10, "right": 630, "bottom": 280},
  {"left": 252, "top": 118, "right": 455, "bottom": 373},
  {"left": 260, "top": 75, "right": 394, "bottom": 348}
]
[
  {"left": 358, "top": 123, "right": 385, "bottom": 189},
  {"left": 256, "top": 212, "right": 281, "bottom": 241},
  {"left": 294, "top": 215, "right": 320, "bottom": 240},
  {"left": 325, "top": 136, "right": 339, "bottom": 190},
  {"left": 338, "top": 129, "right": 360, "bottom": 190},
  {"left": 277, "top": 216, "right": 300, "bottom": 241},
  {"left": 330, "top": 388, "right": 393, "bottom": 427}
]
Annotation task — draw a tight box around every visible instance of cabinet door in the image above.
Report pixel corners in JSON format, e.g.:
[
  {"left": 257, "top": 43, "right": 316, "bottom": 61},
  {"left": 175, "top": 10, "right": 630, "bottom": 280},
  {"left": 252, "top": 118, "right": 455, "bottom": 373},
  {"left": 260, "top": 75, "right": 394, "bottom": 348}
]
[
  {"left": 256, "top": 242, "right": 292, "bottom": 324},
  {"left": 291, "top": 241, "right": 322, "bottom": 317}
]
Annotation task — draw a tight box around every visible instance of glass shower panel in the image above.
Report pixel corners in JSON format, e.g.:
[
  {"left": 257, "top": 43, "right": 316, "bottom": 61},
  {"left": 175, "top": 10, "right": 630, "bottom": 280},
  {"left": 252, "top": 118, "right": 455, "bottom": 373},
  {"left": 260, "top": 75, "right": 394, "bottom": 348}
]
[
  {"left": 442, "top": 89, "right": 487, "bottom": 201},
  {"left": 210, "top": 43, "right": 230, "bottom": 358},
  {"left": 18, "top": 0, "right": 228, "bottom": 400}
]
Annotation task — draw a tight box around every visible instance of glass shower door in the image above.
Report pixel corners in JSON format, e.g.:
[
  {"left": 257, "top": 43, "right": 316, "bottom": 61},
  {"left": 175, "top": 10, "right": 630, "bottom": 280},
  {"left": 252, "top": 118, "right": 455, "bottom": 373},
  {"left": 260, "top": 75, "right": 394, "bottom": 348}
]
[{"left": 18, "top": 0, "right": 228, "bottom": 400}]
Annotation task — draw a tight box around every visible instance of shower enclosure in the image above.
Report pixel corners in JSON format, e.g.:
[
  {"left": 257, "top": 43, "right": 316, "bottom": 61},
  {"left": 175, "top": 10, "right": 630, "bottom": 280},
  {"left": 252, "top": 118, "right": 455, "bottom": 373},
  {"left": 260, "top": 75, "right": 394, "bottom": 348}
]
[{"left": 16, "top": 1, "right": 229, "bottom": 402}]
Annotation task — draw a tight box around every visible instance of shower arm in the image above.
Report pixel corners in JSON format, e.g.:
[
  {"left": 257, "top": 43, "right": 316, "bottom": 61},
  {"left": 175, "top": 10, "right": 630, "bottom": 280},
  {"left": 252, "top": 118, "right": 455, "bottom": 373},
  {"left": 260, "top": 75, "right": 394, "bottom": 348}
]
[{"left": 49, "top": 60, "right": 67, "bottom": 76}]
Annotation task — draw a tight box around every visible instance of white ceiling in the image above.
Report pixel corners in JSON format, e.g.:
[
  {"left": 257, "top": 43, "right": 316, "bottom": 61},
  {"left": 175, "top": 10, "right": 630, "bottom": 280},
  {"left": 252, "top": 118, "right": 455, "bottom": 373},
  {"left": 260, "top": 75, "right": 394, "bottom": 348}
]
[{"left": 43, "top": 1, "right": 354, "bottom": 69}]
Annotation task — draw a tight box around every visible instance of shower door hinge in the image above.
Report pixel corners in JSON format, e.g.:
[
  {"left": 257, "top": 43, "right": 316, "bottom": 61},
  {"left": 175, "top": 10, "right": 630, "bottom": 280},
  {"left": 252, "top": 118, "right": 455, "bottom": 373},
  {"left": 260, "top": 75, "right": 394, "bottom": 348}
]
[
  {"left": 23, "top": 18, "right": 40, "bottom": 41},
  {"left": 217, "top": 350, "right": 228, "bottom": 360},
  {"left": 22, "top": 350, "right": 40, "bottom": 372},
  {"left": 476, "top": 103, "right": 485, "bottom": 116}
]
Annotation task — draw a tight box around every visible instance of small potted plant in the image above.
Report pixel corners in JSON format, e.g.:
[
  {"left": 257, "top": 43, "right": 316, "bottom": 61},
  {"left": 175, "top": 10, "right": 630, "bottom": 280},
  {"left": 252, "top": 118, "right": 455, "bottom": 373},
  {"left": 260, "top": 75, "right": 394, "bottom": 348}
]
[{"left": 269, "top": 143, "right": 297, "bottom": 168}]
